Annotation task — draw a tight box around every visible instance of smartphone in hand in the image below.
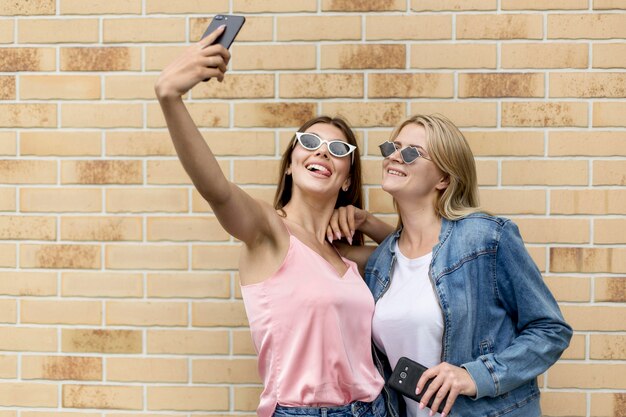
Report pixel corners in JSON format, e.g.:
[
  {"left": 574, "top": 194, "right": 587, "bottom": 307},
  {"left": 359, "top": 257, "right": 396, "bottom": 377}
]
[
  {"left": 387, "top": 357, "right": 449, "bottom": 414},
  {"left": 201, "top": 14, "right": 246, "bottom": 49}
]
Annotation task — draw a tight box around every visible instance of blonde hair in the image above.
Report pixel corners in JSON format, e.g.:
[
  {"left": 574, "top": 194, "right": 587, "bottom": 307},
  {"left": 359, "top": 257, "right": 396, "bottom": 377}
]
[{"left": 390, "top": 114, "right": 481, "bottom": 221}]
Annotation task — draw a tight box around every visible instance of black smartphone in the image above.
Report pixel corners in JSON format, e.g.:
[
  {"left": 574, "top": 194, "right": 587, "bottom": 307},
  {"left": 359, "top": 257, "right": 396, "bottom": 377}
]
[
  {"left": 201, "top": 14, "right": 246, "bottom": 49},
  {"left": 387, "top": 357, "right": 449, "bottom": 414}
]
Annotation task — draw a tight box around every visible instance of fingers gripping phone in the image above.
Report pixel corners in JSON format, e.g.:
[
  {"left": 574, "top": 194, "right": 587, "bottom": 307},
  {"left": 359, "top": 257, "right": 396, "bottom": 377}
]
[
  {"left": 201, "top": 14, "right": 246, "bottom": 49},
  {"left": 387, "top": 357, "right": 449, "bottom": 414}
]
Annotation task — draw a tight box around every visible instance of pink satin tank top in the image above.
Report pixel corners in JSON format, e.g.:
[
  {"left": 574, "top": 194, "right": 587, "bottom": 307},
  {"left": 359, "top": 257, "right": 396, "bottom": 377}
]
[{"left": 240, "top": 231, "right": 384, "bottom": 417}]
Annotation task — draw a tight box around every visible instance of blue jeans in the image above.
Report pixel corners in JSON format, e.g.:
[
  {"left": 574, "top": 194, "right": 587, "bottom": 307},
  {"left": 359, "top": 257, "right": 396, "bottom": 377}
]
[{"left": 273, "top": 394, "right": 387, "bottom": 417}]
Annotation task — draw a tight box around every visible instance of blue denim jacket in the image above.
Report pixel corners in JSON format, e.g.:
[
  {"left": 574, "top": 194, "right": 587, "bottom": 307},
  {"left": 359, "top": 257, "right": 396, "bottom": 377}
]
[{"left": 365, "top": 213, "right": 572, "bottom": 417}]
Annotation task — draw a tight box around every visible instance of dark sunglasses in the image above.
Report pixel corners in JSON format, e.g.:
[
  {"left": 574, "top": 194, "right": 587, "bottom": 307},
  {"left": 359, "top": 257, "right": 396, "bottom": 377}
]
[
  {"left": 378, "top": 141, "right": 430, "bottom": 164},
  {"left": 294, "top": 132, "right": 357, "bottom": 162}
]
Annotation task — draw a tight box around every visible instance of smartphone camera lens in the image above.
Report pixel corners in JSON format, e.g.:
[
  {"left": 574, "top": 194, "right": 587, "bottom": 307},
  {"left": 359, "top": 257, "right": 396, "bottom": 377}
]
[
  {"left": 400, "top": 371, "right": 407, "bottom": 379},
  {"left": 215, "top": 15, "right": 224, "bottom": 20}
]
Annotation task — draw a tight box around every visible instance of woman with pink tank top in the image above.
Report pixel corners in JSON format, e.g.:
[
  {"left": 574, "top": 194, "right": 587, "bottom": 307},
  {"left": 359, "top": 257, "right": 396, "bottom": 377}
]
[{"left": 156, "top": 27, "right": 388, "bottom": 417}]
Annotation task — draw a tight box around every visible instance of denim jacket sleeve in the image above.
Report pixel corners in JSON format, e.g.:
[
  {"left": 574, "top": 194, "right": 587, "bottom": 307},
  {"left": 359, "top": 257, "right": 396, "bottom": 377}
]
[{"left": 461, "top": 220, "right": 573, "bottom": 399}]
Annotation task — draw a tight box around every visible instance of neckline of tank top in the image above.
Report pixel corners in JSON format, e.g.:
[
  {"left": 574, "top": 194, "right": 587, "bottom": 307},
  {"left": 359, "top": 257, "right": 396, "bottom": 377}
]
[{"left": 289, "top": 234, "right": 354, "bottom": 279}]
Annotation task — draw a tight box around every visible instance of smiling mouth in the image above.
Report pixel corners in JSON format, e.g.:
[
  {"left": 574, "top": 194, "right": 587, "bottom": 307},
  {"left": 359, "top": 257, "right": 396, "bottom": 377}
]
[
  {"left": 306, "top": 163, "right": 332, "bottom": 177},
  {"left": 387, "top": 169, "right": 406, "bottom": 177}
]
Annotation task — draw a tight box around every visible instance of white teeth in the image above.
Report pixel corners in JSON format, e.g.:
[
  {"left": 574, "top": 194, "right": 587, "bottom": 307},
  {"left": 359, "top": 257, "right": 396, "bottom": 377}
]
[
  {"left": 388, "top": 169, "right": 406, "bottom": 177},
  {"left": 307, "top": 164, "right": 330, "bottom": 173}
]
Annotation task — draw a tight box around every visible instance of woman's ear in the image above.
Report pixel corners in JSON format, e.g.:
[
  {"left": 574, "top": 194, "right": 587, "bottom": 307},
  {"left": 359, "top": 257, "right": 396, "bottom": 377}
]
[
  {"left": 435, "top": 175, "right": 450, "bottom": 191},
  {"left": 285, "top": 166, "right": 292, "bottom": 176},
  {"left": 342, "top": 177, "right": 351, "bottom": 192}
]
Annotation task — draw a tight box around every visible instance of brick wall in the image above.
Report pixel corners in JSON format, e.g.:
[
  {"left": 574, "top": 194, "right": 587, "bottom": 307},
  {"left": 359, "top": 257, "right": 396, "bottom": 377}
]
[{"left": 0, "top": 1, "right": 625, "bottom": 416}]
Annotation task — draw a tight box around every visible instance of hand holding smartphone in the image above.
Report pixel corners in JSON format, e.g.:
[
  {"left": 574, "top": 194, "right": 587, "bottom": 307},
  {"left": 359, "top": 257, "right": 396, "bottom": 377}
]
[
  {"left": 201, "top": 14, "right": 246, "bottom": 49},
  {"left": 387, "top": 357, "right": 450, "bottom": 414}
]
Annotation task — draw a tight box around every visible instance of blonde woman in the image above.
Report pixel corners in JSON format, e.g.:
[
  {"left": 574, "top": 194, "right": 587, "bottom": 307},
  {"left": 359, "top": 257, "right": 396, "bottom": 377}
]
[{"left": 330, "top": 114, "right": 572, "bottom": 417}]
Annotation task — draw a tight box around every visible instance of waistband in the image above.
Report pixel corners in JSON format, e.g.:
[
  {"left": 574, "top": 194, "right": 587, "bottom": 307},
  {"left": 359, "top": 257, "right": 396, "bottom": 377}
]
[{"left": 274, "top": 393, "right": 384, "bottom": 417}]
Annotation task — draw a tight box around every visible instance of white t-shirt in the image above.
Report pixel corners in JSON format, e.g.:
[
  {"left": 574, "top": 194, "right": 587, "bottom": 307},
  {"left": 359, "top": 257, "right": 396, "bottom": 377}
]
[{"left": 372, "top": 242, "right": 444, "bottom": 417}]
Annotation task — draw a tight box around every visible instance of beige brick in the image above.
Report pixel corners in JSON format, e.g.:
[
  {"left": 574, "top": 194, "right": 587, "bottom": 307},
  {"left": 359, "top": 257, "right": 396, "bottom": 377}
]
[
  {"left": 562, "top": 305, "right": 626, "bottom": 331},
  {"left": 0, "top": 76, "right": 15, "bottom": 100},
  {"left": 0, "top": 355, "right": 16, "bottom": 378},
  {"left": 62, "top": 103, "right": 142, "bottom": 128},
  {"left": 233, "top": 329, "right": 256, "bottom": 355},
  {"left": 105, "top": 75, "right": 158, "bottom": 100},
  {"left": 0, "top": 104, "right": 56, "bottom": 128},
  {"left": 234, "top": 386, "right": 263, "bottom": 411},
  {"left": 0, "top": 272, "right": 56, "bottom": 296},
  {"left": 21, "top": 188, "right": 101, "bottom": 213},
  {"left": 0, "top": 21, "right": 13, "bottom": 43},
  {"left": 560, "top": 333, "right": 587, "bottom": 359},
  {"left": 233, "top": 160, "right": 280, "bottom": 185},
  {"left": 21, "top": 300, "right": 101, "bottom": 325},
  {"left": 191, "top": 16, "right": 272, "bottom": 42},
  {"left": 60, "top": 0, "right": 142, "bottom": 14},
  {"left": 0, "top": 0, "right": 55, "bottom": 15},
  {"left": 549, "top": 14, "right": 626, "bottom": 39},
  {"left": 192, "top": 245, "right": 240, "bottom": 270},
  {"left": 0, "top": 244, "right": 15, "bottom": 267},
  {"left": 503, "top": 0, "right": 588, "bottom": 9},
  {"left": 540, "top": 392, "right": 587, "bottom": 417},
  {"left": 413, "top": 0, "right": 496, "bottom": 10},
  {"left": 62, "top": 272, "right": 143, "bottom": 298},
  {"left": 502, "top": 160, "right": 588, "bottom": 185},
  {"left": 0, "top": 300, "right": 16, "bottom": 323},
  {"left": 192, "top": 74, "right": 274, "bottom": 99},
  {"left": 476, "top": 160, "right": 498, "bottom": 186},
  {"left": 278, "top": 16, "right": 361, "bottom": 41},
  {"left": 0, "top": 132, "right": 15, "bottom": 155},
  {"left": 234, "top": 0, "right": 315, "bottom": 12},
  {"left": 551, "top": 73, "right": 626, "bottom": 98},
  {"left": 106, "top": 301, "right": 187, "bottom": 326},
  {"left": 465, "top": 131, "right": 544, "bottom": 156},
  {"left": 61, "top": 216, "right": 142, "bottom": 241},
  {"left": 147, "top": 159, "right": 228, "bottom": 185},
  {"left": 62, "top": 160, "right": 142, "bottom": 185},
  {"left": 502, "top": 102, "right": 588, "bottom": 127},
  {"left": 61, "top": 47, "right": 141, "bottom": 71},
  {"left": 0, "top": 383, "right": 57, "bottom": 407},
  {"left": 544, "top": 276, "right": 590, "bottom": 302},
  {"left": 145, "top": 46, "right": 186, "bottom": 71},
  {"left": 596, "top": 218, "right": 626, "bottom": 244},
  {"left": 549, "top": 131, "right": 626, "bottom": 156},
  {"left": 514, "top": 218, "right": 589, "bottom": 244},
  {"left": 366, "top": 15, "right": 451, "bottom": 40},
  {"left": 147, "top": 273, "right": 230, "bottom": 298},
  {"left": 410, "top": 102, "right": 497, "bottom": 128},
  {"left": 21, "top": 131, "right": 101, "bottom": 156},
  {"left": 18, "top": 18, "right": 98, "bottom": 43},
  {"left": 321, "top": 44, "right": 405, "bottom": 69},
  {"left": 107, "top": 357, "right": 187, "bottom": 383},
  {"left": 22, "top": 356, "right": 102, "bottom": 381},
  {"left": 0, "top": 160, "right": 56, "bottom": 184},
  {"left": 480, "top": 189, "right": 546, "bottom": 215},
  {"left": 63, "top": 385, "right": 142, "bottom": 410},
  {"left": 0, "top": 327, "right": 57, "bottom": 351},
  {"left": 231, "top": 44, "right": 316, "bottom": 70},
  {"left": 460, "top": 73, "right": 544, "bottom": 98},
  {"left": 0, "top": 187, "right": 15, "bottom": 211},
  {"left": 106, "top": 188, "right": 188, "bottom": 213},
  {"left": 323, "top": 0, "right": 405, "bottom": 10},
  {"left": 590, "top": 334, "right": 626, "bottom": 359},
  {"left": 106, "top": 131, "right": 175, "bottom": 156},
  {"left": 323, "top": 102, "right": 405, "bottom": 127},
  {"left": 590, "top": 392, "right": 626, "bottom": 417},
  {"left": 21, "top": 244, "right": 101, "bottom": 269},
  {"left": 593, "top": 43, "right": 626, "bottom": 68},
  {"left": 147, "top": 330, "right": 229, "bottom": 355},
  {"left": 192, "top": 301, "right": 248, "bottom": 327},
  {"left": 549, "top": 363, "right": 626, "bottom": 389},
  {"left": 103, "top": 18, "right": 184, "bottom": 43},
  {"left": 595, "top": 0, "right": 626, "bottom": 8},
  {"left": 0, "top": 216, "right": 55, "bottom": 240},
  {"left": 0, "top": 47, "right": 55, "bottom": 71},
  {"left": 551, "top": 247, "right": 626, "bottom": 273},
  {"left": 595, "top": 277, "right": 626, "bottom": 302},
  {"left": 234, "top": 103, "right": 316, "bottom": 128},
  {"left": 193, "top": 359, "right": 260, "bottom": 383},
  {"left": 280, "top": 73, "right": 363, "bottom": 99},
  {"left": 594, "top": 102, "right": 626, "bottom": 127},
  {"left": 411, "top": 44, "right": 497, "bottom": 69},
  {"left": 22, "top": 411, "right": 100, "bottom": 417},
  {"left": 22, "top": 74, "right": 101, "bottom": 100},
  {"left": 62, "top": 329, "right": 142, "bottom": 354},
  {"left": 147, "top": 102, "right": 229, "bottom": 128},
  {"left": 502, "top": 43, "right": 588, "bottom": 69},
  {"left": 369, "top": 73, "right": 453, "bottom": 98},
  {"left": 148, "top": 386, "right": 228, "bottom": 411},
  {"left": 146, "top": 0, "right": 228, "bottom": 13},
  {"left": 106, "top": 245, "right": 188, "bottom": 270},
  {"left": 147, "top": 216, "right": 229, "bottom": 242},
  {"left": 594, "top": 160, "right": 626, "bottom": 186},
  {"left": 457, "top": 14, "right": 543, "bottom": 39},
  {"left": 551, "top": 189, "right": 626, "bottom": 214}
]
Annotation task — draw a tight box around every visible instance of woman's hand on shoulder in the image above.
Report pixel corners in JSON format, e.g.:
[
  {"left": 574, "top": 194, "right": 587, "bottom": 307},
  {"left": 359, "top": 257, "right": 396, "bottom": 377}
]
[
  {"left": 155, "top": 26, "right": 230, "bottom": 99},
  {"left": 326, "top": 205, "right": 367, "bottom": 245},
  {"left": 416, "top": 362, "right": 477, "bottom": 417}
]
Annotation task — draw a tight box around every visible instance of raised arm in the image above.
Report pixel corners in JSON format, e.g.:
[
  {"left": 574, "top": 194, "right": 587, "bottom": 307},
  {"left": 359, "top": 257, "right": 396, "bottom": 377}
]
[{"left": 154, "top": 27, "right": 278, "bottom": 246}]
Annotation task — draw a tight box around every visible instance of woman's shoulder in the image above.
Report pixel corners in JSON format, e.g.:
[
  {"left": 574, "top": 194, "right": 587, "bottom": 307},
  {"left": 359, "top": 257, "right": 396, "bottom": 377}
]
[{"left": 448, "top": 212, "right": 516, "bottom": 247}]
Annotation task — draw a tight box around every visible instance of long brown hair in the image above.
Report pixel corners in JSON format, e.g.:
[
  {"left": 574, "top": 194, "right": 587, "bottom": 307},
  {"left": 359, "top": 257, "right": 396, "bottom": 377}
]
[{"left": 274, "top": 115, "right": 364, "bottom": 245}]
